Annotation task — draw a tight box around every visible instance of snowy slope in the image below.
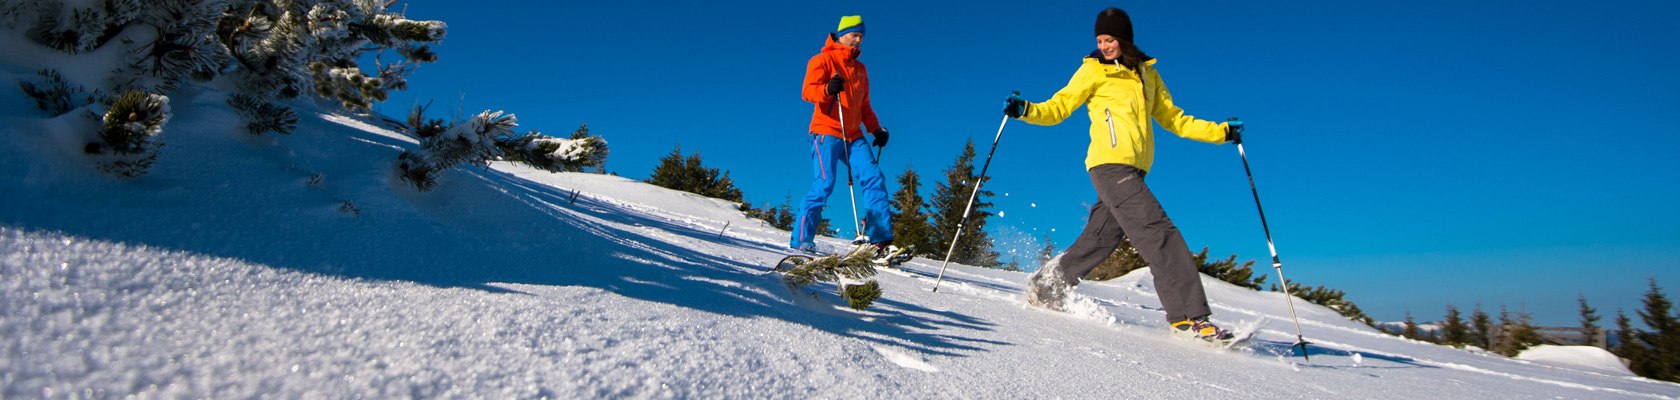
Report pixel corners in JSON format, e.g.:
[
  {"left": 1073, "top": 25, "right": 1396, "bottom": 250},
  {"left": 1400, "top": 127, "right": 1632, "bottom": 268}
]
[{"left": 3, "top": 56, "right": 1679, "bottom": 400}]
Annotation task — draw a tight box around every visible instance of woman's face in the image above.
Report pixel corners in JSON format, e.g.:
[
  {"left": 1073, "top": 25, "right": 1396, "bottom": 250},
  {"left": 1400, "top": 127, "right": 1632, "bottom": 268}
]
[{"left": 1095, "top": 34, "right": 1120, "bottom": 61}]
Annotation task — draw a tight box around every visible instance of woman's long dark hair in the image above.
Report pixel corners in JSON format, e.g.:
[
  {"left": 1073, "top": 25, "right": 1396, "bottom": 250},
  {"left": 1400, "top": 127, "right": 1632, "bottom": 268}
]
[{"left": 1117, "top": 40, "right": 1152, "bottom": 71}]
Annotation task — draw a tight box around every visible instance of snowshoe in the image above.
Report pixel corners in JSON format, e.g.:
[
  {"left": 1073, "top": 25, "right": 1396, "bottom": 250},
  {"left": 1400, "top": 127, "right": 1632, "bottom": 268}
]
[
  {"left": 1024, "top": 258, "right": 1071, "bottom": 311},
  {"left": 871, "top": 243, "right": 914, "bottom": 268},
  {"left": 1171, "top": 317, "right": 1242, "bottom": 347}
]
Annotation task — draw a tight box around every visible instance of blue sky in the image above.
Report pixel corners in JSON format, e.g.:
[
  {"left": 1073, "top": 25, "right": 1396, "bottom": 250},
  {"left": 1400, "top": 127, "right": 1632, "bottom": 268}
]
[{"left": 376, "top": 0, "right": 1679, "bottom": 327}]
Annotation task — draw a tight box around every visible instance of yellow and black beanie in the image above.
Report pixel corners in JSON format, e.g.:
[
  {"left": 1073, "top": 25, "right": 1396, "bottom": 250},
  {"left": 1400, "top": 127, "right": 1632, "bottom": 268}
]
[
  {"left": 1094, "top": 8, "right": 1133, "bottom": 43},
  {"left": 836, "top": 15, "right": 865, "bottom": 37}
]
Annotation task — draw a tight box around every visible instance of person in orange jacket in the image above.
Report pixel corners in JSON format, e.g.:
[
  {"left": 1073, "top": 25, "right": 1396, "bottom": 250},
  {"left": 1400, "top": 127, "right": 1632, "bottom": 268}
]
[{"left": 790, "top": 15, "right": 896, "bottom": 258}]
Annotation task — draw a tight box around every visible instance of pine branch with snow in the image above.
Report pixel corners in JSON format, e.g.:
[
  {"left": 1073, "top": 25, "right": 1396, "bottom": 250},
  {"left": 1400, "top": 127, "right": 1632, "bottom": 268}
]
[
  {"left": 396, "top": 110, "right": 516, "bottom": 191},
  {"left": 16, "top": 0, "right": 143, "bottom": 55},
  {"left": 781, "top": 246, "right": 883, "bottom": 310},
  {"left": 109, "top": 0, "right": 229, "bottom": 94},
  {"left": 310, "top": 61, "right": 384, "bottom": 111},
  {"left": 89, "top": 90, "right": 170, "bottom": 178},
  {"left": 496, "top": 125, "right": 609, "bottom": 174}
]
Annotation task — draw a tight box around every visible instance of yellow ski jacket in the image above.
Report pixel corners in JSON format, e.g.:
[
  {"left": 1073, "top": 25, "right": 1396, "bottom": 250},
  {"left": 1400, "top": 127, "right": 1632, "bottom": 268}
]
[{"left": 1019, "top": 54, "right": 1229, "bottom": 172}]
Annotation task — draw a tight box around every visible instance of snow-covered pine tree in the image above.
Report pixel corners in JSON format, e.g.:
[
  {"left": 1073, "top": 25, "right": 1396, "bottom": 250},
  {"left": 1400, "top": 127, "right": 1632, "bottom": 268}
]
[
  {"left": 13, "top": 0, "right": 143, "bottom": 55},
  {"left": 397, "top": 110, "right": 515, "bottom": 191},
  {"left": 89, "top": 90, "right": 171, "bottom": 177},
  {"left": 218, "top": 0, "right": 446, "bottom": 132},
  {"left": 889, "top": 167, "right": 935, "bottom": 257},
  {"left": 109, "top": 0, "right": 228, "bottom": 95},
  {"left": 929, "top": 139, "right": 998, "bottom": 267},
  {"left": 496, "top": 124, "right": 609, "bottom": 174},
  {"left": 566, "top": 124, "right": 608, "bottom": 174}
]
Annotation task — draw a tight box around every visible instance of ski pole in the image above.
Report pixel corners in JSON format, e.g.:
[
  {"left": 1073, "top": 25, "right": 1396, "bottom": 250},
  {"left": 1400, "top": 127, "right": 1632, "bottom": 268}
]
[
  {"left": 1232, "top": 119, "right": 1312, "bottom": 360},
  {"left": 932, "top": 109, "right": 1012, "bottom": 292},
  {"left": 838, "top": 99, "right": 866, "bottom": 244}
]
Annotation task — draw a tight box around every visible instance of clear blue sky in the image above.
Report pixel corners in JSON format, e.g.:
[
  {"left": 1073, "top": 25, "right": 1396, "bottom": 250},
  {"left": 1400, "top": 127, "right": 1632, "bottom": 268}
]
[{"left": 377, "top": 0, "right": 1680, "bottom": 327}]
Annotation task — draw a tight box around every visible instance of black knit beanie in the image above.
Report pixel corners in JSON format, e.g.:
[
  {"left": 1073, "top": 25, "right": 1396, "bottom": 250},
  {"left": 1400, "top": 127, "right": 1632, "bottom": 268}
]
[{"left": 1094, "top": 7, "right": 1134, "bottom": 43}]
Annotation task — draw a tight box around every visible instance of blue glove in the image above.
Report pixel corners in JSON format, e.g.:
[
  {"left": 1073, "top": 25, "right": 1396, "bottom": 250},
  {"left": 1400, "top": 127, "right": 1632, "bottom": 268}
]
[
  {"left": 1003, "top": 91, "right": 1029, "bottom": 118},
  {"left": 871, "top": 128, "right": 889, "bottom": 147},
  {"left": 1225, "top": 117, "right": 1244, "bottom": 144}
]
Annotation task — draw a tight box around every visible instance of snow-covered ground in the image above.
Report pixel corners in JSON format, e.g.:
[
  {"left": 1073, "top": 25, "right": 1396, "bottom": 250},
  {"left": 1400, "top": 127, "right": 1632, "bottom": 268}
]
[{"left": 4, "top": 45, "right": 1679, "bottom": 400}]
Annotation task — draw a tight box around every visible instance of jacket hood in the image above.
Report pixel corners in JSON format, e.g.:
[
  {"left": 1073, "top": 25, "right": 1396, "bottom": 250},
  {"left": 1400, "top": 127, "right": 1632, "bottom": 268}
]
[
  {"left": 823, "top": 33, "right": 861, "bottom": 60},
  {"left": 1085, "top": 49, "right": 1156, "bottom": 72}
]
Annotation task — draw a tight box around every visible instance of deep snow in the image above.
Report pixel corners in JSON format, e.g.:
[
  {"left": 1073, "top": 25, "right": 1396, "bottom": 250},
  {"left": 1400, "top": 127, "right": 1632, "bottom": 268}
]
[{"left": 2, "top": 36, "right": 1678, "bottom": 400}]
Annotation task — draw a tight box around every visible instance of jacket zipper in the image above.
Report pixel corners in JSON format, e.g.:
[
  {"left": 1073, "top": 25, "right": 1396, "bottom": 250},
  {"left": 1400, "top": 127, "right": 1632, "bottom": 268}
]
[{"left": 1104, "top": 108, "right": 1118, "bottom": 148}]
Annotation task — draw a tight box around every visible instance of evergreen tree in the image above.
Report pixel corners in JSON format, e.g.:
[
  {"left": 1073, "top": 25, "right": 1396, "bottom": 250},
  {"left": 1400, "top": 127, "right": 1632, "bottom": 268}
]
[
  {"left": 1636, "top": 278, "right": 1679, "bottom": 381},
  {"left": 1508, "top": 310, "right": 1545, "bottom": 357},
  {"left": 776, "top": 196, "right": 799, "bottom": 231},
  {"left": 928, "top": 139, "right": 998, "bottom": 267},
  {"left": 889, "top": 167, "right": 936, "bottom": 256},
  {"left": 1193, "top": 247, "right": 1267, "bottom": 290},
  {"left": 1580, "top": 294, "right": 1603, "bottom": 347},
  {"left": 1614, "top": 309, "right": 1654, "bottom": 377},
  {"left": 1279, "top": 282, "right": 1374, "bottom": 326},
  {"left": 1471, "top": 304, "right": 1494, "bottom": 350},
  {"left": 1084, "top": 235, "right": 1146, "bottom": 281},
  {"left": 1441, "top": 304, "right": 1471, "bottom": 348},
  {"left": 1492, "top": 305, "right": 1543, "bottom": 356},
  {"left": 645, "top": 144, "right": 743, "bottom": 202},
  {"left": 497, "top": 123, "right": 608, "bottom": 173},
  {"left": 566, "top": 124, "right": 610, "bottom": 174},
  {"left": 1494, "top": 305, "right": 1515, "bottom": 355},
  {"left": 10, "top": 0, "right": 449, "bottom": 179},
  {"left": 397, "top": 110, "right": 516, "bottom": 191},
  {"left": 1402, "top": 311, "right": 1421, "bottom": 340}
]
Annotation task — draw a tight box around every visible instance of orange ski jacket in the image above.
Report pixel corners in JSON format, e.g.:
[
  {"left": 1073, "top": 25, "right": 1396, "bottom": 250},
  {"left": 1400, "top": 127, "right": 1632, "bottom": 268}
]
[{"left": 802, "top": 34, "right": 880, "bottom": 141}]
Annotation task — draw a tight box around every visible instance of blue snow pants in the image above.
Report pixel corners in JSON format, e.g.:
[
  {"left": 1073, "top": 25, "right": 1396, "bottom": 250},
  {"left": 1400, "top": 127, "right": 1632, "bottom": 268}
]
[{"left": 789, "top": 133, "right": 894, "bottom": 251}]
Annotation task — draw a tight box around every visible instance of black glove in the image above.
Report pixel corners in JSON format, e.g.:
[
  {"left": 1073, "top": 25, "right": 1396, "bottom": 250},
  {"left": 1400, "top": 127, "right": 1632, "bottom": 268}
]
[
  {"left": 1003, "top": 92, "right": 1029, "bottom": 118},
  {"left": 1225, "top": 117, "right": 1244, "bottom": 144},
  {"left": 871, "top": 128, "right": 889, "bottom": 147},
  {"left": 827, "top": 74, "right": 845, "bottom": 97}
]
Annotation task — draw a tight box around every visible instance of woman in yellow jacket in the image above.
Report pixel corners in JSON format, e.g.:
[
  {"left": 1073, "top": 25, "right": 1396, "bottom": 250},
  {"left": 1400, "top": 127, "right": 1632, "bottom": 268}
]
[{"left": 1012, "top": 7, "right": 1244, "bottom": 343}]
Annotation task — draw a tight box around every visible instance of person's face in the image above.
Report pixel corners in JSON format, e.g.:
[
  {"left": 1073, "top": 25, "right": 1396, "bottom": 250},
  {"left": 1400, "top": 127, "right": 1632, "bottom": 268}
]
[
  {"left": 838, "top": 32, "right": 864, "bottom": 48},
  {"left": 1096, "top": 34, "right": 1120, "bottom": 61}
]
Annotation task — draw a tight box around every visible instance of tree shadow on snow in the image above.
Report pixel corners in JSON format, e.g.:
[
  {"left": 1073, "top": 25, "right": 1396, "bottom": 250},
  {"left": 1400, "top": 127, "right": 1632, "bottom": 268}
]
[
  {"left": 397, "top": 166, "right": 1008, "bottom": 358},
  {"left": 0, "top": 119, "right": 1008, "bottom": 359}
]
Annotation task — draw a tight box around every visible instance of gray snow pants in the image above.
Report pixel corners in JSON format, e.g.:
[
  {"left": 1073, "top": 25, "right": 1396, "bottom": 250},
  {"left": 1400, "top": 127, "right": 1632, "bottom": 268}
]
[{"left": 1052, "top": 164, "right": 1211, "bottom": 323}]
